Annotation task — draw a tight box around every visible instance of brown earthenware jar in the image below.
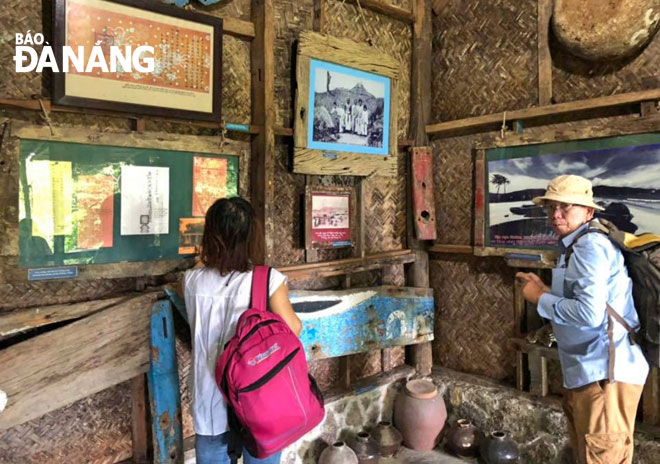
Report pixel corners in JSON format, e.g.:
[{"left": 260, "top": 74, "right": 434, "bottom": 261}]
[
  {"left": 445, "top": 419, "right": 480, "bottom": 457},
  {"left": 318, "top": 440, "right": 359, "bottom": 464},
  {"left": 348, "top": 431, "right": 380, "bottom": 464},
  {"left": 480, "top": 430, "right": 520, "bottom": 464},
  {"left": 371, "top": 421, "right": 403, "bottom": 458},
  {"left": 393, "top": 379, "right": 447, "bottom": 451}
]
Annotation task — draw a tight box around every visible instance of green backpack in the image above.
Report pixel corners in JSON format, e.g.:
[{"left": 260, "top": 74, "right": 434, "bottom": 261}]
[{"left": 566, "top": 219, "right": 660, "bottom": 370}]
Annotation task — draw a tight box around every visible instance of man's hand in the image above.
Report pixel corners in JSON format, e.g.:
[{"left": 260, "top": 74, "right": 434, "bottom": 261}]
[{"left": 516, "top": 272, "right": 550, "bottom": 305}]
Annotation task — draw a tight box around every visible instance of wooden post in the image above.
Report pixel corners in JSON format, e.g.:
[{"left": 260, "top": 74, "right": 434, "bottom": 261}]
[
  {"left": 251, "top": 0, "right": 276, "bottom": 265},
  {"left": 537, "top": 0, "right": 553, "bottom": 105},
  {"left": 131, "top": 374, "right": 149, "bottom": 464},
  {"left": 513, "top": 278, "right": 526, "bottom": 391},
  {"left": 313, "top": 0, "right": 326, "bottom": 32},
  {"left": 406, "top": 0, "right": 433, "bottom": 376}
]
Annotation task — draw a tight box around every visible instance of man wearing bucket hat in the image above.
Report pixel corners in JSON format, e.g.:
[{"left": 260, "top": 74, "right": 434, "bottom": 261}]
[{"left": 517, "top": 174, "right": 648, "bottom": 464}]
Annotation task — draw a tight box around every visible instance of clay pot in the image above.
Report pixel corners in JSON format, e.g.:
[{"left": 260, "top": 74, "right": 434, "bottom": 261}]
[
  {"left": 480, "top": 430, "right": 520, "bottom": 464},
  {"left": 445, "top": 419, "right": 480, "bottom": 457},
  {"left": 371, "top": 421, "right": 403, "bottom": 458},
  {"left": 318, "top": 440, "right": 359, "bottom": 464},
  {"left": 348, "top": 431, "right": 380, "bottom": 464},
  {"left": 393, "top": 379, "right": 447, "bottom": 451}
]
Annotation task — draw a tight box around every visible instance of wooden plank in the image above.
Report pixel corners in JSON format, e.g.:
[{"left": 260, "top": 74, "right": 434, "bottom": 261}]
[
  {"left": 426, "top": 88, "right": 660, "bottom": 136},
  {"left": 0, "top": 294, "right": 143, "bottom": 337},
  {"left": 222, "top": 16, "right": 256, "bottom": 40},
  {"left": 528, "top": 350, "right": 548, "bottom": 397},
  {"left": 537, "top": 0, "right": 553, "bottom": 105},
  {"left": 411, "top": 147, "right": 437, "bottom": 240},
  {"left": 343, "top": 0, "right": 415, "bottom": 24},
  {"left": 0, "top": 293, "right": 156, "bottom": 431},
  {"left": 510, "top": 337, "right": 560, "bottom": 360},
  {"left": 290, "top": 286, "right": 435, "bottom": 360},
  {"left": 428, "top": 244, "right": 473, "bottom": 254},
  {"left": 323, "top": 364, "right": 415, "bottom": 403},
  {"left": 251, "top": 0, "right": 276, "bottom": 264},
  {"left": 279, "top": 249, "right": 416, "bottom": 280},
  {"left": 131, "top": 375, "right": 149, "bottom": 464},
  {"left": 0, "top": 98, "right": 261, "bottom": 134}
]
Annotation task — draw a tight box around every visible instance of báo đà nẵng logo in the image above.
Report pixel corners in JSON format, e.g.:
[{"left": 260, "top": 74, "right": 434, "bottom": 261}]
[{"left": 13, "top": 30, "right": 155, "bottom": 73}]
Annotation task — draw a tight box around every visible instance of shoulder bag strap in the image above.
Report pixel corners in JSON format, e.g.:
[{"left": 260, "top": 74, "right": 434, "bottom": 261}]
[{"left": 249, "top": 265, "right": 271, "bottom": 312}]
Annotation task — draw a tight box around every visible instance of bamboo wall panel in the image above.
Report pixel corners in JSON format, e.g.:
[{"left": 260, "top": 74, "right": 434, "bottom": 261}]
[
  {"left": 430, "top": 256, "right": 515, "bottom": 381},
  {"left": 431, "top": 134, "right": 476, "bottom": 244},
  {"left": 0, "top": 381, "right": 132, "bottom": 464},
  {"left": 325, "top": 0, "right": 412, "bottom": 138},
  {"left": 551, "top": 31, "right": 660, "bottom": 103},
  {"left": 431, "top": 0, "right": 538, "bottom": 121}
]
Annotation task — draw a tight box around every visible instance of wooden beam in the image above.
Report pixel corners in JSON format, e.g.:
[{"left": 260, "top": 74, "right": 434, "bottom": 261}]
[
  {"left": 406, "top": 0, "right": 433, "bottom": 377},
  {"left": 222, "top": 16, "right": 256, "bottom": 40},
  {"left": 251, "top": 0, "right": 276, "bottom": 264},
  {"left": 323, "top": 364, "right": 415, "bottom": 403},
  {"left": 0, "top": 98, "right": 262, "bottom": 134},
  {"left": 313, "top": 0, "right": 326, "bottom": 32},
  {"left": 426, "top": 88, "right": 660, "bottom": 136},
  {"left": 131, "top": 375, "right": 149, "bottom": 464},
  {"left": 343, "top": 0, "right": 415, "bottom": 24},
  {"left": 0, "top": 293, "right": 156, "bottom": 431},
  {"left": 428, "top": 244, "right": 473, "bottom": 254},
  {"left": 279, "top": 249, "right": 416, "bottom": 280},
  {"left": 537, "top": 0, "right": 553, "bottom": 105},
  {"left": 0, "top": 294, "right": 145, "bottom": 337}
]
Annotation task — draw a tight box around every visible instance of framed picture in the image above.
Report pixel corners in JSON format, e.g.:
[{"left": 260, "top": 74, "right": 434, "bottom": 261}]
[
  {"left": 52, "top": 0, "right": 222, "bottom": 122},
  {"left": 474, "top": 125, "right": 660, "bottom": 265},
  {"left": 293, "top": 31, "right": 399, "bottom": 177},
  {"left": 305, "top": 186, "right": 357, "bottom": 249}
]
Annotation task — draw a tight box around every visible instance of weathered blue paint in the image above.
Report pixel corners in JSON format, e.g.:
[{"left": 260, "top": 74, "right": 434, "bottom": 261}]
[
  {"left": 505, "top": 252, "right": 541, "bottom": 261},
  {"left": 290, "top": 287, "right": 435, "bottom": 360},
  {"left": 148, "top": 301, "right": 183, "bottom": 464},
  {"left": 160, "top": 0, "right": 190, "bottom": 7},
  {"left": 224, "top": 123, "right": 252, "bottom": 133},
  {"left": 164, "top": 288, "right": 188, "bottom": 324}
]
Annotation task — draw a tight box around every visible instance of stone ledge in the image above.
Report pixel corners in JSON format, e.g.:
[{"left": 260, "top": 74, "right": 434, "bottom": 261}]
[{"left": 432, "top": 367, "right": 660, "bottom": 464}]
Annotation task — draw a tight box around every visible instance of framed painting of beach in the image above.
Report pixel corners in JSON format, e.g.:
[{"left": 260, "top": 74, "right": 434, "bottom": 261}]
[
  {"left": 293, "top": 31, "right": 399, "bottom": 176},
  {"left": 474, "top": 129, "right": 660, "bottom": 265}
]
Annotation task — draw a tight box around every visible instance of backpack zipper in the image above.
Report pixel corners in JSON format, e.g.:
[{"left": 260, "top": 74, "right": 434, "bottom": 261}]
[
  {"left": 238, "top": 347, "right": 300, "bottom": 393},
  {"left": 238, "top": 319, "right": 279, "bottom": 347}
]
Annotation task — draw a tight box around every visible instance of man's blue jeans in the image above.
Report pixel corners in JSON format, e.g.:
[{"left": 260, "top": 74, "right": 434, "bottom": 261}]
[{"left": 195, "top": 433, "right": 282, "bottom": 464}]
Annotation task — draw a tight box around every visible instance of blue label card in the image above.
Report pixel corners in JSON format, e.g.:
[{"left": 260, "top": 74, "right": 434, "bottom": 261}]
[{"left": 28, "top": 266, "right": 79, "bottom": 281}]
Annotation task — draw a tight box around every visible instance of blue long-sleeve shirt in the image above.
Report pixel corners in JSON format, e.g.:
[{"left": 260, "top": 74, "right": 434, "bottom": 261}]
[{"left": 537, "top": 221, "right": 649, "bottom": 389}]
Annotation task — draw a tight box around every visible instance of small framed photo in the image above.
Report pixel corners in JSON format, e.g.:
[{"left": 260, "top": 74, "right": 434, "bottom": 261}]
[
  {"left": 294, "top": 31, "right": 399, "bottom": 177},
  {"left": 52, "top": 0, "right": 222, "bottom": 122},
  {"left": 305, "top": 186, "right": 356, "bottom": 249}
]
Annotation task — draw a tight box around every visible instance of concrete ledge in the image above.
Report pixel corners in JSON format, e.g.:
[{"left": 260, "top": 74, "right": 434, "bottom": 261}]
[{"left": 432, "top": 367, "right": 660, "bottom": 464}]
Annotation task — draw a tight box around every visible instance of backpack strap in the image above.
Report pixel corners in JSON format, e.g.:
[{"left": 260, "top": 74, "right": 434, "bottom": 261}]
[
  {"left": 565, "top": 221, "right": 639, "bottom": 383},
  {"left": 249, "top": 265, "right": 271, "bottom": 312}
]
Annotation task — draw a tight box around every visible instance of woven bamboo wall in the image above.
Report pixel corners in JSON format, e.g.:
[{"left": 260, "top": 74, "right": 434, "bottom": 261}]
[
  {"left": 431, "top": 0, "right": 538, "bottom": 121},
  {"left": 0, "top": 381, "right": 132, "bottom": 464}
]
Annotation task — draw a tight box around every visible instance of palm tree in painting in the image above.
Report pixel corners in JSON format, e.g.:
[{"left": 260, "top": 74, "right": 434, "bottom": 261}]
[{"left": 491, "top": 173, "right": 510, "bottom": 196}]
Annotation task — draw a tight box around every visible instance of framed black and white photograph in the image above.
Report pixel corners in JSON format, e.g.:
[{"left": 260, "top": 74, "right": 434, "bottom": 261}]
[{"left": 293, "top": 31, "right": 399, "bottom": 177}]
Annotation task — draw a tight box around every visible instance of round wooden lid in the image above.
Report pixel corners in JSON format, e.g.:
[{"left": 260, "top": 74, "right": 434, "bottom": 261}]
[{"left": 405, "top": 379, "right": 437, "bottom": 399}]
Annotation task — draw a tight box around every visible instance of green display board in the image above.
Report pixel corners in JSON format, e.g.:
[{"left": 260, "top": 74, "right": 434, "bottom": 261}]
[{"left": 19, "top": 139, "right": 238, "bottom": 268}]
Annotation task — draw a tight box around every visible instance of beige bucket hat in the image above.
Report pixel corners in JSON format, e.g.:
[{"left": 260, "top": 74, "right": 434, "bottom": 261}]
[{"left": 532, "top": 174, "right": 604, "bottom": 210}]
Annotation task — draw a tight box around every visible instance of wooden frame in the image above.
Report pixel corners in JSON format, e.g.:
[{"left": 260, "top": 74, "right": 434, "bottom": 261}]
[
  {"left": 293, "top": 31, "right": 399, "bottom": 176},
  {"left": 474, "top": 116, "right": 660, "bottom": 267},
  {"left": 52, "top": 0, "right": 223, "bottom": 122},
  {"left": 305, "top": 185, "right": 357, "bottom": 250}
]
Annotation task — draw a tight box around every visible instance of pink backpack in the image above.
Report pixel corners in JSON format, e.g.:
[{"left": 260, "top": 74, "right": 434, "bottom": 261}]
[{"left": 215, "top": 266, "right": 325, "bottom": 458}]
